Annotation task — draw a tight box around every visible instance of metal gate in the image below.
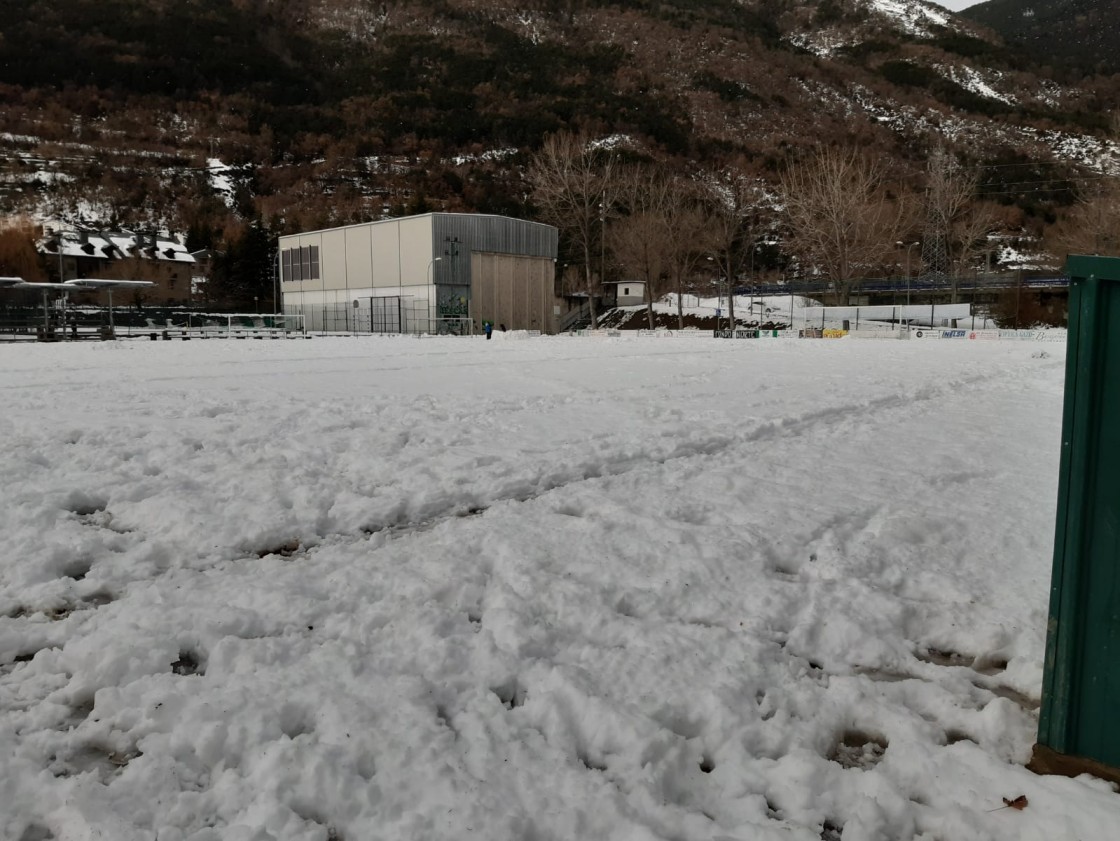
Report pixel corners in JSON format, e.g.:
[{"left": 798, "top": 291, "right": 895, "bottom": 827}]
[{"left": 359, "top": 296, "right": 403, "bottom": 334}]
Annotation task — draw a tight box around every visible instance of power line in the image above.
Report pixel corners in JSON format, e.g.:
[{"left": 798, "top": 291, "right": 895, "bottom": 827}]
[{"left": 977, "top": 173, "right": 1118, "bottom": 190}]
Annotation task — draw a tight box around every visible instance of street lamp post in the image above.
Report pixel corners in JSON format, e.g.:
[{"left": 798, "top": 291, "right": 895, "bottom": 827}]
[
  {"left": 416, "top": 256, "right": 441, "bottom": 334},
  {"left": 409, "top": 256, "right": 439, "bottom": 335},
  {"left": 57, "top": 232, "right": 66, "bottom": 283},
  {"left": 897, "top": 240, "right": 919, "bottom": 330},
  {"left": 599, "top": 202, "right": 606, "bottom": 312},
  {"left": 706, "top": 256, "right": 720, "bottom": 330}
]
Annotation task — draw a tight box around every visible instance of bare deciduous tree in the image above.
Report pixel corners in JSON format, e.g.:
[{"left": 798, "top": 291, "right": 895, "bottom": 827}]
[
  {"left": 953, "top": 206, "right": 998, "bottom": 282},
  {"left": 1047, "top": 114, "right": 1120, "bottom": 260},
  {"left": 1049, "top": 179, "right": 1120, "bottom": 259},
  {"left": 924, "top": 146, "right": 996, "bottom": 301},
  {"left": 661, "top": 178, "right": 714, "bottom": 329},
  {"left": 701, "top": 166, "right": 771, "bottom": 326},
  {"left": 0, "top": 220, "right": 46, "bottom": 281},
  {"left": 527, "top": 130, "right": 617, "bottom": 329},
  {"left": 609, "top": 165, "right": 674, "bottom": 329},
  {"left": 779, "top": 147, "right": 906, "bottom": 305}
]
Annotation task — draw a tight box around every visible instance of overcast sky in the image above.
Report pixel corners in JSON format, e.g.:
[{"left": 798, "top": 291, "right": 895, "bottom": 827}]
[{"left": 938, "top": 0, "right": 980, "bottom": 10}]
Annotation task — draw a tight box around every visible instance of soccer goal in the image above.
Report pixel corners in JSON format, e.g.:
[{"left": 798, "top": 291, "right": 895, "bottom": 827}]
[{"left": 188, "top": 312, "right": 306, "bottom": 338}]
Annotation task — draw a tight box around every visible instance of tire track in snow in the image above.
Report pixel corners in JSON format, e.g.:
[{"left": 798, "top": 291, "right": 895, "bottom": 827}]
[{"left": 343, "top": 363, "right": 1016, "bottom": 549}]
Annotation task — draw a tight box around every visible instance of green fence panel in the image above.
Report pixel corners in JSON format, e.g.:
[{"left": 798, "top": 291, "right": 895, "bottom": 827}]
[{"left": 1037, "top": 255, "right": 1120, "bottom": 773}]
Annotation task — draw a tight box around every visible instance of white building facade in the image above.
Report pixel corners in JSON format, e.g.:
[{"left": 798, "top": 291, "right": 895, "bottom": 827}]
[{"left": 279, "top": 213, "right": 559, "bottom": 334}]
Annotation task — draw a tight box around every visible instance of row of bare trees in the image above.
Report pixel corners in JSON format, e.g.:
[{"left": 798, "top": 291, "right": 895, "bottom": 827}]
[
  {"left": 528, "top": 131, "right": 1005, "bottom": 323},
  {"left": 528, "top": 132, "right": 774, "bottom": 329}
]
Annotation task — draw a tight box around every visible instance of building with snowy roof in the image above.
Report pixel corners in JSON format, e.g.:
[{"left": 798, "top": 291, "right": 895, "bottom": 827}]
[
  {"left": 279, "top": 213, "right": 560, "bottom": 334},
  {"left": 38, "top": 229, "right": 198, "bottom": 306}
]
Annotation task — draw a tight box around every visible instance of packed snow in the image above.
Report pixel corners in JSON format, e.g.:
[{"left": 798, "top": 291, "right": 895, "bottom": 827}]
[{"left": 2, "top": 334, "right": 1118, "bottom": 841}]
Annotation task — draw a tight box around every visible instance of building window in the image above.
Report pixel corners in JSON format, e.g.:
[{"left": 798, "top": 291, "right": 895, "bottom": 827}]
[
  {"left": 280, "top": 246, "right": 321, "bottom": 282},
  {"left": 623, "top": 287, "right": 630, "bottom": 296}
]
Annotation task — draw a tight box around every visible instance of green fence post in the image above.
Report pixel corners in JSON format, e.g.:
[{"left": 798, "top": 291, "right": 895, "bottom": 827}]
[{"left": 1030, "top": 255, "right": 1120, "bottom": 784}]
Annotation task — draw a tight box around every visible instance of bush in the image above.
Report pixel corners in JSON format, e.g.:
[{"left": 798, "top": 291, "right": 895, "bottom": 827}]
[{"left": 989, "top": 287, "right": 1067, "bottom": 328}]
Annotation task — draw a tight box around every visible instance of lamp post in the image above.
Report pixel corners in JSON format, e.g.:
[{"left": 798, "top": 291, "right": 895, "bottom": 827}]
[
  {"left": 706, "top": 255, "right": 720, "bottom": 329},
  {"left": 57, "top": 232, "right": 66, "bottom": 283},
  {"left": 418, "top": 256, "right": 441, "bottom": 334},
  {"left": 597, "top": 201, "right": 609, "bottom": 324},
  {"left": 897, "top": 240, "right": 919, "bottom": 329},
  {"left": 409, "top": 256, "right": 439, "bottom": 335},
  {"left": 53, "top": 231, "right": 67, "bottom": 339}
]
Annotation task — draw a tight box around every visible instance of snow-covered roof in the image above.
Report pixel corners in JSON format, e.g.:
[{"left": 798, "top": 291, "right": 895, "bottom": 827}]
[{"left": 40, "top": 230, "right": 196, "bottom": 264}]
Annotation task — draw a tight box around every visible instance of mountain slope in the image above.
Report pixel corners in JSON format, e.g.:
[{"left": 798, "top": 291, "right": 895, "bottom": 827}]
[
  {"left": 0, "top": 0, "right": 1117, "bottom": 245},
  {"left": 963, "top": 0, "right": 1120, "bottom": 75}
]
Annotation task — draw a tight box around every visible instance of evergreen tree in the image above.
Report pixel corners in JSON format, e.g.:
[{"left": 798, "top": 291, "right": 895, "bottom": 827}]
[{"left": 210, "top": 218, "right": 276, "bottom": 310}]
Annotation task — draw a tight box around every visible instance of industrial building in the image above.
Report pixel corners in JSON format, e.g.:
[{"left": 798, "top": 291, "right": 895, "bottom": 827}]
[{"left": 278, "top": 213, "right": 560, "bottom": 334}]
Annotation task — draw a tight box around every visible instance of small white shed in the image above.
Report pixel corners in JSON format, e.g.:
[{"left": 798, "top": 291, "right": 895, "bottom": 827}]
[{"left": 613, "top": 281, "right": 646, "bottom": 306}]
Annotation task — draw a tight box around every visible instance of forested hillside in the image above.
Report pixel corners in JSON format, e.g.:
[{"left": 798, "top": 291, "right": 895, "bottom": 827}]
[
  {"left": 964, "top": 0, "right": 1120, "bottom": 75},
  {"left": 0, "top": 0, "right": 1118, "bottom": 303}
]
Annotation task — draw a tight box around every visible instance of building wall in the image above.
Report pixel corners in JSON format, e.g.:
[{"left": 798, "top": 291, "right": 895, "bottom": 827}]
[
  {"left": 279, "top": 213, "right": 559, "bottom": 333},
  {"left": 615, "top": 282, "right": 646, "bottom": 306},
  {"left": 471, "top": 253, "right": 556, "bottom": 332},
  {"left": 65, "top": 256, "right": 194, "bottom": 307}
]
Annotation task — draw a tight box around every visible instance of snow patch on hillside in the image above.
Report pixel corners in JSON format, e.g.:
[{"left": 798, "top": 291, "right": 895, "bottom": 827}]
[
  {"left": 941, "top": 65, "right": 1018, "bottom": 104},
  {"left": 514, "top": 10, "right": 548, "bottom": 44},
  {"left": 786, "top": 32, "right": 853, "bottom": 59},
  {"left": 451, "top": 148, "right": 519, "bottom": 167},
  {"left": 313, "top": 2, "right": 393, "bottom": 41},
  {"left": 869, "top": 0, "right": 953, "bottom": 36},
  {"left": 208, "top": 159, "right": 236, "bottom": 209}
]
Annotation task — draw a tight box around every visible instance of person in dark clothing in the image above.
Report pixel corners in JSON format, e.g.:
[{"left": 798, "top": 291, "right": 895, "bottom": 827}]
[
  {"left": 483, "top": 320, "right": 493, "bottom": 339},
  {"left": 499, "top": 323, "right": 507, "bottom": 332}
]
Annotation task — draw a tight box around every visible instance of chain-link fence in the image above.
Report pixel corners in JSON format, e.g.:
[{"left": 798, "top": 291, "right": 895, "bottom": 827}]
[{"left": 287, "top": 297, "right": 475, "bottom": 336}]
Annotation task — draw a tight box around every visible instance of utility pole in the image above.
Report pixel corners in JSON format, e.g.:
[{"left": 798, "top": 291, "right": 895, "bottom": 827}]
[
  {"left": 897, "top": 240, "right": 919, "bottom": 331},
  {"left": 599, "top": 203, "right": 606, "bottom": 315},
  {"left": 921, "top": 146, "right": 952, "bottom": 287}
]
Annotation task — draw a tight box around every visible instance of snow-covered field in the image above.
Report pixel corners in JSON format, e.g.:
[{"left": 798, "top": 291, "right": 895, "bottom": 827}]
[{"left": 2, "top": 334, "right": 1117, "bottom": 841}]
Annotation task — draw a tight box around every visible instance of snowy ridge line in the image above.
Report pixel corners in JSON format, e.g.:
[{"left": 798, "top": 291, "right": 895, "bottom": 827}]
[{"left": 296, "top": 363, "right": 1023, "bottom": 560}]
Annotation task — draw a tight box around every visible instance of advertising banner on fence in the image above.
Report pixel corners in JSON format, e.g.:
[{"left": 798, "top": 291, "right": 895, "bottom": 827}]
[
  {"left": 849, "top": 329, "right": 902, "bottom": 339},
  {"left": 999, "top": 329, "right": 1068, "bottom": 342}
]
